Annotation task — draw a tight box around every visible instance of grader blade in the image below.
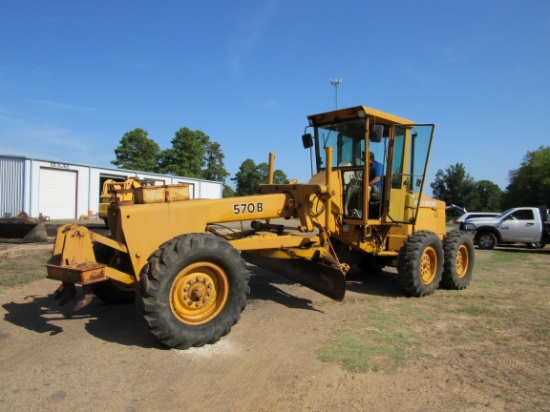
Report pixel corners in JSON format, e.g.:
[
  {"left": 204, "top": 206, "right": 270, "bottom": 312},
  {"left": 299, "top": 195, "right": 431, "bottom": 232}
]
[{"left": 242, "top": 252, "right": 346, "bottom": 301}]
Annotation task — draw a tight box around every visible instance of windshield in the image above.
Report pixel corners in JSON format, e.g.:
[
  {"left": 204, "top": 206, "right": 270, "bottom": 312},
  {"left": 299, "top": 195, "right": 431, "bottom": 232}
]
[
  {"left": 315, "top": 118, "right": 366, "bottom": 170},
  {"left": 495, "top": 209, "right": 513, "bottom": 219}
]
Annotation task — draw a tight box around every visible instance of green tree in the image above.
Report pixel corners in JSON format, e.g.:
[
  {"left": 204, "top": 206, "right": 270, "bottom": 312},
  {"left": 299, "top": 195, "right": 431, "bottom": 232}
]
[
  {"left": 203, "top": 142, "right": 230, "bottom": 183},
  {"left": 156, "top": 148, "right": 178, "bottom": 175},
  {"left": 112, "top": 128, "right": 159, "bottom": 172},
  {"left": 222, "top": 184, "right": 235, "bottom": 198},
  {"left": 502, "top": 146, "right": 550, "bottom": 208},
  {"left": 257, "top": 163, "right": 288, "bottom": 184},
  {"left": 233, "top": 159, "right": 261, "bottom": 196},
  {"left": 474, "top": 180, "right": 503, "bottom": 211},
  {"left": 273, "top": 169, "right": 288, "bottom": 184},
  {"left": 157, "top": 128, "right": 229, "bottom": 182},
  {"left": 430, "top": 163, "right": 478, "bottom": 209},
  {"left": 232, "top": 159, "right": 288, "bottom": 196},
  {"left": 165, "top": 128, "right": 210, "bottom": 177}
]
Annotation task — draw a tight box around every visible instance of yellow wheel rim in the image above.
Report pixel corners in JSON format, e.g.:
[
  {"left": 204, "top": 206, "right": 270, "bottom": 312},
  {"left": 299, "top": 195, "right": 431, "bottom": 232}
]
[
  {"left": 455, "top": 244, "right": 469, "bottom": 278},
  {"left": 420, "top": 246, "right": 437, "bottom": 284},
  {"left": 170, "top": 261, "right": 229, "bottom": 325},
  {"left": 111, "top": 279, "right": 135, "bottom": 292}
]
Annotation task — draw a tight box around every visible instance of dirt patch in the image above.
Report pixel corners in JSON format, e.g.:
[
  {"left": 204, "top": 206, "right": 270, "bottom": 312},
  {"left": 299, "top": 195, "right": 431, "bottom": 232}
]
[{"left": 0, "top": 243, "right": 549, "bottom": 411}]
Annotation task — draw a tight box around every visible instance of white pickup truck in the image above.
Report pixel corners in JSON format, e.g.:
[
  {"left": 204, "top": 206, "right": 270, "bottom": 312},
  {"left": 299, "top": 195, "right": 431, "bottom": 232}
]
[{"left": 464, "top": 206, "right": 550, "bottom": 250}]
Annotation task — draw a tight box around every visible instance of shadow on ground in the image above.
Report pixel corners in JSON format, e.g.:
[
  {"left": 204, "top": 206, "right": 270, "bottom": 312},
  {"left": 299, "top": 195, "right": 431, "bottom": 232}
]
[
  {"left": 487, "top": 244, "right": 550, "bottom": 255},
  {"left": 3, "top": 258, "right": 407, "bottom": 348},
  {"left": 2, "top": 289, "right": 160, "bottom": 349}
]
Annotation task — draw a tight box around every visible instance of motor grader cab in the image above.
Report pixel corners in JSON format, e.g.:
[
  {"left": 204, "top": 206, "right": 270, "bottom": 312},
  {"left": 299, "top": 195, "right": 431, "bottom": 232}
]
[
  {"left": 297, "top": 106, "right": 447, "bottom": 258},
  {"left": 46, "top": 105, "right": 474, "bottom": 350}
]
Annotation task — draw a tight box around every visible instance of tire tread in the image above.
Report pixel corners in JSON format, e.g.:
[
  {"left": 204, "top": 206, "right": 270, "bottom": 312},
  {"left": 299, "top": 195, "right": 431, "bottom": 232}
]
[{"left": 136, "top": 234, "right": 250, "bottom": 349}]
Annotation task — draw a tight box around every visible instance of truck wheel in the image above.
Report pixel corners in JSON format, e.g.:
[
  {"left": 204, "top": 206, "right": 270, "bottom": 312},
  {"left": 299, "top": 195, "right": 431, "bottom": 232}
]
[
  {"left": 90, "top": 243, "right": 135, "bottom": 304},
  {"left": 525, "top": 242, "right": 544, "bottom": 249},
  {"left": 397, "top": 231, "right": 443, "bottom": 297},
  {"left": 136, "top": 233, "right": 250, "bottom": 349},
  {"left": 441, "top": 231, "right": 474, "bottom": 290},
  {"left": 476, "top": 232, "right": 497, "bottom": 250}
]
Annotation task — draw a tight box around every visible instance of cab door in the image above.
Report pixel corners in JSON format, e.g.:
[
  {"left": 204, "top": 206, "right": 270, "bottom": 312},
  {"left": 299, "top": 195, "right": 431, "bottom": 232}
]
[
  {"left": 387, "top": 124, "right": 436, "bottom": 224},
  {"left": 500, "top": 209, "right": 542, "bottom": 242}
]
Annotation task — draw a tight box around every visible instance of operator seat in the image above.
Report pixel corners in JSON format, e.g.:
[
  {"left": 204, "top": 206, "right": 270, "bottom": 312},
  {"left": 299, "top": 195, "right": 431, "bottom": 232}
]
[{"left": 368, "top": 178, "right": 384, "bottom": 219}]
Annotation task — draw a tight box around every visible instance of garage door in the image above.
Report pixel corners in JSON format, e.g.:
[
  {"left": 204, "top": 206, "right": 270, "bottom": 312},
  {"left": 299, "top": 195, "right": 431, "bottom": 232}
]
[{"left": 39, "top": 168, "right": 77, "bottom": 219}]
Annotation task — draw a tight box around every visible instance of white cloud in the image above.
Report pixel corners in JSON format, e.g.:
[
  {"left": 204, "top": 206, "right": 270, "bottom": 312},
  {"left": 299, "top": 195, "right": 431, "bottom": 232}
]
[
  {"left": 0, "top": 110, "right": 92, "bottom": 161},
  {"left": 26, "top": 99, "right": 97, "bottom": 112}
]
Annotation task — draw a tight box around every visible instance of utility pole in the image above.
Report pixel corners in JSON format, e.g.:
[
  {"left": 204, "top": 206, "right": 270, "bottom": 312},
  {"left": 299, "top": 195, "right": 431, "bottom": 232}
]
[{"left": 330, "top": 78, "right": 342, "bottom": 109}]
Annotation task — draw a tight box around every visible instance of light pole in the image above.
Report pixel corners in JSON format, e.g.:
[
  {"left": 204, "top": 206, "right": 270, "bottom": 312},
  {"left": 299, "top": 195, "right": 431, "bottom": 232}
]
[{"left": 330, "top": 78, "right": 342, "bottom": 109}]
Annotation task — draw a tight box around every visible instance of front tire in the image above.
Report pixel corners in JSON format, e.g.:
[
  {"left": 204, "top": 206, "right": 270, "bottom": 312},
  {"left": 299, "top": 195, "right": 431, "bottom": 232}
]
[
  {"left": 441, "top": 231, "right": 474, "bottom": 290},
  {"left": 91, "top": 280, "right": 135, "bottom": 304},
  {"left": 136, "top": 233, "right": 250, "bottom": 349},
  {"left": 91, "top": 243, "right": 135, "bottom": 304},
  {"left": 397, "top": 231, "right": 443, "bottom": 297},
  {"left": 476, "top": 231, "right": 497, "bottom": 250}
]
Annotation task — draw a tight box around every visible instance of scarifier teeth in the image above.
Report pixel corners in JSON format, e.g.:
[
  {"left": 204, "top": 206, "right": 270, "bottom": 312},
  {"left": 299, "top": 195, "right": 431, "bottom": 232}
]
[
  {"left": 54, "top": 282, "right": 76, "bottom": 305},
  {"left": 53, "top": 283, "right": 64, "bottom": 298},
  {"left": 72, "top": 285, "right": 93, "bottom": 311},
  {"left": 53, "top": 282, "right": 94, "bottom": 311}
]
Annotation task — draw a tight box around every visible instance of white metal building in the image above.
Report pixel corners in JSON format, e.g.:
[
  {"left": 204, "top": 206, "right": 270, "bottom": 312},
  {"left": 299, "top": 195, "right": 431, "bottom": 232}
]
[{"left": 0, "top": 155, "right": 224, "bottom": 220}]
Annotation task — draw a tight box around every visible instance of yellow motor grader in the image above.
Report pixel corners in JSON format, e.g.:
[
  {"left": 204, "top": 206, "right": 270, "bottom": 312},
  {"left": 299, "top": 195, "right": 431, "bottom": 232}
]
[{"left": 46, "top": 105, "right": 474, "bottom": 349}]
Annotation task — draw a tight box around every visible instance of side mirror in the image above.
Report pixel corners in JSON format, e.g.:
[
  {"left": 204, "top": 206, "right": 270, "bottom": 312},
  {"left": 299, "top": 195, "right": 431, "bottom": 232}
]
[
  {"left": 369, "top": 125, "right": 384, "bottom": 142},
  {"left": 302, "top": 133, "right": 313, "bottom": 149}
]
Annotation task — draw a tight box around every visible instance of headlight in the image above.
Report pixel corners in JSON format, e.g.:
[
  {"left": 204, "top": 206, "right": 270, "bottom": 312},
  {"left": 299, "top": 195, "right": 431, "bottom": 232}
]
[{"left": 464, "top": 223, "right": 476, "bottom": 230}]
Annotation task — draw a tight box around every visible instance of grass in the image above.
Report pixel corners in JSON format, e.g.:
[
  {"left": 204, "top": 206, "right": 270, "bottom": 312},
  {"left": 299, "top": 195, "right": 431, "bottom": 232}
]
[
  {"left": 318, "top": 306, "right": 419, "bottom": 372},
  {"left": 0, "top": 251, "right": 51, "bottom": 290},
  {"left": 318, "top": 248, "right": 550, "bottom": 379},
  {"left": 1, "top": 240, "right": 548, "bottom": 408}
]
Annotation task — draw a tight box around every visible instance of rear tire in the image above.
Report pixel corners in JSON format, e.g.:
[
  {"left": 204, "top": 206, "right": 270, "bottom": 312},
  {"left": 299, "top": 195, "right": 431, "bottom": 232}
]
[
  {"left": 397, "top": 231, "right": 443, "bottom": 297},
  {"left": 476, "top": 231, "right": 497, "bottom": 250},
  {"left": 441, "top": 231, "right": 474, "bottom": 290},
  {"left": 136, "top": 233, "right": 250, "bottom": 349}
]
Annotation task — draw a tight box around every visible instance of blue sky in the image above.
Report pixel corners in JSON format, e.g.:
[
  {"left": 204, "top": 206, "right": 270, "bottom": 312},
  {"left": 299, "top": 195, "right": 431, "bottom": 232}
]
[{"left": 1, "top": 0, "right": 549, "bottom": 192}]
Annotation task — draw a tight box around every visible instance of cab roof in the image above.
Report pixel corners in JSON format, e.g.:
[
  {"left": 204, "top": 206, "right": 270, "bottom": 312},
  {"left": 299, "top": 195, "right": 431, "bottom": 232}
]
[{"left": 307, "top": 105, "right": 414, "bottom": 126}]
